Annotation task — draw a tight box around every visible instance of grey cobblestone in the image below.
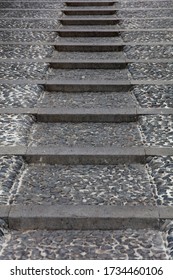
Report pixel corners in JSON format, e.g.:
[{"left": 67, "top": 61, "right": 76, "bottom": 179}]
[
  {"left": 0, "top": 84, "right": 43, "bottom": 108},
  {"left": 117, "top": 1, "right": 173, "bottom": 9},
  {"left": 125, "top": 45, "right": 173, "bottom": 59},
  {"left": 0, "top": 45, "right": 54, "bottom": 59},
  {"left": 117, "top": 10, "right": 173, "bottom": 18},
  {"left": 0, "top": 2, "right": 64, "bottom": 9},
  {"left": 120, "top": 19, "right": 173, "bottom": 29},
  {"left": 11, "top": 163, "right": 156, "bottom": 206},
  {"left": 122, "top": 31, "right": 173, "bottom": 42},
  {"left": 0, "top": 19, "right": 61, "bottom": 29},
  {"left": 0, "top": 114, "right": 34, "bottom": 146},
  {"left": 131, "top": 85, "right": 173, "bottom": 108},
  {"left": 0, "top": 156, "right": 24, "bottom": 204},
  {"left": 0, "top": 229, "right": 169, "bottom": 259},
  {"left": 0, "top": 10, "right": 62, "bottom": 18},
  {"left": 0, "top": 31, "right": 57, "bottom": 42},
  {"left": 28, "top": 122, "right": 142, "bottom": 147}
]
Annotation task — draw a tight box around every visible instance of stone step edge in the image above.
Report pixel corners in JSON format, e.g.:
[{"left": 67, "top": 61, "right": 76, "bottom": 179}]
[
  {"left": 0, "top": 108, "right": 173, "bottom": 122},
  {"left": 0, "top": 147, "right": 173, "bottom": 164},
  {"left": 1, "top": 80, "right": 173, "bottom": 88},
  {"left": 1, "top": 58, "right": 173, "bottom": 64},
  {"left": 0, "top": 16, "right": 172, "bottom": 20},
  {"left": 65, "top": 1, "right": 116, "bottom": 6},
  {"left": 2, "top": 7, "right": 172, "bottom": 11},
  {"left": 1, "top": 41, "right": 173, "bottom": 47},
  {"left": 1, "top": 28, "right": 173, "bottom": 32},
  {"left": 0, "top": 205, "right": 172, "bottom": 230}
]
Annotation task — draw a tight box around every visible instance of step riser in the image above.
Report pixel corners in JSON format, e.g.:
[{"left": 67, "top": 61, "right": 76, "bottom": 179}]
[
  {"left": 65, "top": 2, "right": 115, "bottom": 7},
  {"left": 36, "top": 115, "right": 138, "bottom": 123},
  {"left": 49, "top": 62, "right": 127, "bottom": 69},
  {"left": 58, "top": 31, "right": 119, "bottom": 37},
  {"left": 45, "top": 84, "right": 131, "bottom": 92},
  {"left": 25, "top": 155, "right": 145, "bottom": 165},
  {"left": 55, "top": 45, "right": 123, "bottom": 51},
  {"left": 60, "top": 19, "right": 119, "bottom": 25},
  {"left": 63, "top": 10, "right": 116, "bottom": 15}
]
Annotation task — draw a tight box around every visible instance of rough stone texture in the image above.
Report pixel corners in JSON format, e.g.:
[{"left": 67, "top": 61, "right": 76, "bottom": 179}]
[
  {"left": 117, "top": 1, "right": 173, "bottom": 9},
  {"left": 117, "top": 10, "right": 173, "bottom": 18},
  {"left": 122, "top": 31, "right": 173, "bottom": 42},
  {"left": 11, "top": 163, "right": 156, "bottom": 206},
  {"left": 0, "top": 10, "right": 62, "bottom": 19},
  {"left": 125, "top": 45, "right": 173, "bottom": 60},
  {"left": 39, "top": 91, "right": 137, "bottom": 108},
  {"left": 120, "top": 19, "right": 173, "bottom": 29},
  {"left": 0, "top": 84, "right": 43, "bottom": 108},
  {"left": 0, "top": 114, "right": 34, "bottom": 146},
  {"left": 0, "top": 2, "right": 64, "bottom": 9},
  {"left": 0, "top": 45, "right": 54, "bottom": 59},
  {"left": 0, "top": 62, "right": 48, "bottom": 80},
  {"left": 129, "top": 63, "right": 173, "bottom": 80},
  {"left": 139, "top": 115, "right": 173, "bottom": 147},
  {"left": 0, "top": 31, "right": 57, "bottom": 42},
  {"left": 0, "top": 229, "right": 169, "bottom": 260},
  {"left": 147, "top": 156, "right": 173, "bottom": 206},
  {"left": 28, "top": 122, "right": 142, "bottom": 147},
  {"left": 0, "top": 156, "right": 24, "bottom": 204},
  {"left": 131, "top": 85, "right": 173, "bottom": 108},
  {"left": 0, "top": 19, "right": 61, "bottom": 29}
]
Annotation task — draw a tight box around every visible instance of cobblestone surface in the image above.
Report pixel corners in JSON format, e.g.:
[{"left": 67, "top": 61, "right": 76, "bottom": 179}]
[
  {"left": 122, "top": 31, "right": 173, "bottom": 42},
  {"left": 28, "top": 122, "right": 142, "bottom": 147},
  {"left": 0, "top": 84, "right": 43, "bottom": 108},
  {"left": 0, "top": 62, "right": 48, "bottom": 80},
  {"left": 0, "top": 156, "right": 24, "bottom": 204},
  {"left": 129, "top": 63, "right": 173, "bottom": 80},
  {"left": 125, "top": 45, "right": 173, "bottom": 59},
  {"left": 0, "top": 114, "right": 34, "bottom": 146},
  {"left": 139, "top": 115, "right": 173, "bottom": 147},
  {"left": 120, "top": 19, "right": 173, "bottom": 29},
  {"left": 11, "top": 163, "right": 156, "bottom": 206},
  {"left": 117, "top": 10, "right": 173, "bottom": 18},
  {"left": 0, "top": 19, "right": 61, "bottom": 29},
  {"left": 0, "top": 10, "right": 62, "bottom": 18},
  {"left": 148, "top": 156, "right": 173, "bottom": 206},
  {"left": 39, "top": 91, "right": 137, "bottom": 108},
  {"left": 0, "top": 229, "right": 169, "bottom": 260},
  {"left": 131, "top": 85, "right": 173, "bottom": 108},
  {"left": 117, "top": 1, "right": 173, "bottom": 9},
  {"left": 0, "top": 31, "right": 57, "bottom": 42},
  {"left": 0, "top": 2, "right": 64, "bottom": 9}
]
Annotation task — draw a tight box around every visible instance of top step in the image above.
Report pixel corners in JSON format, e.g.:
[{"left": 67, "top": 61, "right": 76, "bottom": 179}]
[{"left": 65, "top": 1, "right": 115, "bottom": 7}]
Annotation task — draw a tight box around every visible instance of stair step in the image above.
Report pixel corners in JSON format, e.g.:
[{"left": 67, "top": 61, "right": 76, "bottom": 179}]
[
  {"left": 52, "top": 51, "right": 126, "bottom": 60},
  {"left": 0, "top": 226, "right": 169, "bottom": 259},
  {"left": 61, "top": 18, "right": 119, "bottom": 25},
  {"left": 65, "top": 1, "right": 116, "bottom": 7},
  {"left": 58, "top": 30, "right": 119, "bottom": 37},
  {"left": 55, "top": 42, "right": 123, "bottom": 51},
  {"left": 62, "top": 9, "right": 116, "bottom": 15}
]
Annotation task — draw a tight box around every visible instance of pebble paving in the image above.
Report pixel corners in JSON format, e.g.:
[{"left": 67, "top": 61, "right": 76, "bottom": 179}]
[
  {"left": 0, "top": 45, "right": 54, "bottom": 59},
  {"left": 120, "top": 19, "right": 173, "bottom": 29},
  {"left": 0, "top": 2, "right": 64, "bottom": 9},
  {"left": 148, "top": 156, "right": 173, "bottom": 206},
  {"left": 0, "top": 114, "right": 34, "bottom": 146},
  {"left": 131, "top": 85, "right": 173, "bottom": 108},
  {"left": 0, "top": 84, "right": 43, "bottom": 108},
  {"left": 0, "top": 229, "right": 169, "bottom": 260},
  {"left": 117, "top": 10, "right": 173, "bottom": 18},
  {"left": 0, "top": 19, "right": 61, "bottom": 29},
  {"left": 122, "top": 31, "right": 173, "bottom": 43},
  {"left": 0, "top": 31, "right": 57, "bottom": 42},
  {"left": 125, "top": 45, "right": 173, "bottom": 59},
  {"left": 0, "top": 62, "right": 48, "bottom": 80},
  {"left": 28, "top": 122, "right": 142, "bottom": 147},
  {"left": 117, "top": 1, "right": 173, "bottom": 9},
  {"left": 11, "top": 163, "right": 156, "bottom": 206},
  {"left": 0, "top": 10, "right": 62, "bottom": 19},
  {"left": 0, "top": 156, "right": 24, "bottom": 205}
]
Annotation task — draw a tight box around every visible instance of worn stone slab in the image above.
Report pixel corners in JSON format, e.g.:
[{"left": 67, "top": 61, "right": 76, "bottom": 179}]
[
  {"left": 65, "top": 1, "right": 116, "bottom": 6},
  {"left": 0, "top": 206, "right": 10, "bottom": 221},
  {"left": 0, "top": 146, "right": 27, "bottom": 156},
  {"left": 25, "top": 146, "right": 146, "bottom": 164},
  {"left": 159, "top": 207, "right": 173, "bottom": 220},
  {"left": 8, "top": 205, "right": 159, "bottom": 230},
  {"left": 145, "top": 147, "right": 173, "bottom": 156},
  {"left": 62, "top": 9, "right": 117, "bottom": 15}
]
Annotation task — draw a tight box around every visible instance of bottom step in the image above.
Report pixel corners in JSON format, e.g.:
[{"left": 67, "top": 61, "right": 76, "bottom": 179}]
[{"left": 0, "top": 227, "right": 171, "bottom": 259}]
